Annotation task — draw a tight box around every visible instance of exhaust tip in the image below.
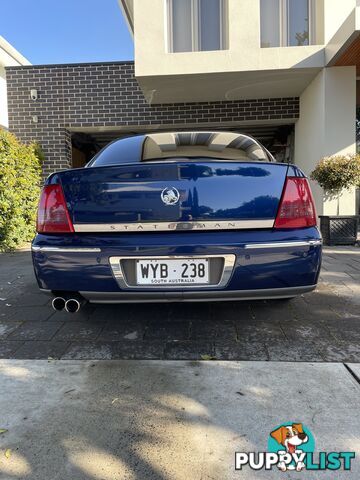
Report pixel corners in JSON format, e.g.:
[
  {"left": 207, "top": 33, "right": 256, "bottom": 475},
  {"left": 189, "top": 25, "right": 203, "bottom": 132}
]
[
  {"left": 52, "top": 297, "right": 66, "bottom": 311},
  {"left": 65, "top": 299, "right": 81, "bottom": 314}
]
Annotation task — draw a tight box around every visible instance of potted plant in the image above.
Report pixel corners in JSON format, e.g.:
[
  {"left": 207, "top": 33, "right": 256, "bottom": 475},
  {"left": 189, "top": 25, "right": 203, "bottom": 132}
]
[{"left": 311, "top": 154, "right": 360, "bottom": 245}]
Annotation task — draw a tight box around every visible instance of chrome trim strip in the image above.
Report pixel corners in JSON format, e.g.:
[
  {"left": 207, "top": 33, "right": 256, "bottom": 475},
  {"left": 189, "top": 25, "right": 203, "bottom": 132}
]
[
  {"left": 73, "top": 219, "right": 274, "bottom": 233},
  {"left": 79, "top": 285, "right": 317, "bottom": 304},
  {"left": 109, "top": 254, "right": 236, "bottom": 290},
  {"left": 32, "top": 246, "right": 101, "bottom": 253},
  {"left": 244, "top": 240, "right": 322, "bottom": 250}
]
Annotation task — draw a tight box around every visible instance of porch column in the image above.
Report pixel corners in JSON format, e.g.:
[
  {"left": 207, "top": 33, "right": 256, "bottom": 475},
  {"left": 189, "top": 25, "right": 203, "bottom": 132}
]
[{"left": 295, "top": 66, "right": 356, "bottom": 216}]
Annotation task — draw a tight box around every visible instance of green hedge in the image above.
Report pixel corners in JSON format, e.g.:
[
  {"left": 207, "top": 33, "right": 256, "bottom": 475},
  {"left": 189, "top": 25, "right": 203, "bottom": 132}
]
[{"left": 0, "top": 130, "right": 42, "bottom": 251}]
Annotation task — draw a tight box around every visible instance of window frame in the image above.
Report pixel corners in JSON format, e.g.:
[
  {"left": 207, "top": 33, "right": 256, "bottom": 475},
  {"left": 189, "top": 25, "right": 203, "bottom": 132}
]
[
  {"left": 261, "top": 0, "right": 315, "bottom": 48},
  {"left": 282, "top": 0, "right": 314, "bottom": 47},
  {"left": 167, "top": 0, "right": 227, "bottom": 53}
]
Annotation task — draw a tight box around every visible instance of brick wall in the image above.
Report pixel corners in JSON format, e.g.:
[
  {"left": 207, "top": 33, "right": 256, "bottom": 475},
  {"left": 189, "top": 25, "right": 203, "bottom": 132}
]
[{"left": 6, "top": 61, "right": 300, "bottom": 176}]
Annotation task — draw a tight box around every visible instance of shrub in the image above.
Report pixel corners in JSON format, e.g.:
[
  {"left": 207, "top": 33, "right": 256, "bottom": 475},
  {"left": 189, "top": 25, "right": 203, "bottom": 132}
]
[
  {"left": 0, "top": 130, "right": 42, "bottom": 251},
  {"left": 310, "top": 154, "right": 360, "bottom": 195}
]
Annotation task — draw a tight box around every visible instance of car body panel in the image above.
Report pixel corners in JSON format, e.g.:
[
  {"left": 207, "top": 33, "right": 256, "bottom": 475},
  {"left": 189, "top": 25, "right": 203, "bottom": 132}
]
[
  {"left": 52, "top": 161, "right": 289, "bottom": 225},
  {"left": 32, "top": 227, "right": 322, "bottom": 296}
]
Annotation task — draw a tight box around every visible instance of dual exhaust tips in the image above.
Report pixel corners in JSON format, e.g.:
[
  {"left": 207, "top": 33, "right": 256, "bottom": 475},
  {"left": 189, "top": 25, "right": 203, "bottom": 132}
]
[{"left": 52, "top": 296, "right": 85, "bottom": 313}]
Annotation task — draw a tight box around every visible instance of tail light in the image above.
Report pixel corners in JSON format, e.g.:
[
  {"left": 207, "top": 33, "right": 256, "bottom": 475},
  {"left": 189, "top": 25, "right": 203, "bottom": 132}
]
[
  {"left": 36, "top": 184, "right": 74, "bottom": 233},
  {"left": 274, "top": 177, "right": 317, "bottom": 229}
]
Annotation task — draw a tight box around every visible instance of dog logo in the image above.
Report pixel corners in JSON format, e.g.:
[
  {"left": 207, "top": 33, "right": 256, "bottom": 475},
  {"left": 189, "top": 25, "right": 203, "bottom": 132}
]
[
  {"left": 161, "top": 187, "right": 180, "bottom": 206},
  {"left": 269, "top": 423, "right": 313, "bottom": 472}
]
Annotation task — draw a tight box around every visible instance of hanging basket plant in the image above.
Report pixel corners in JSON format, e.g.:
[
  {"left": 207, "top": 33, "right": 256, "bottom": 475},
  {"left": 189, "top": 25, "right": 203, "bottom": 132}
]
[
  {"left": 310, "top": 154, "right": 360, "bottom": 195},
  {"left": 310, "top": 154, "right": 360, "bottom": 245}
]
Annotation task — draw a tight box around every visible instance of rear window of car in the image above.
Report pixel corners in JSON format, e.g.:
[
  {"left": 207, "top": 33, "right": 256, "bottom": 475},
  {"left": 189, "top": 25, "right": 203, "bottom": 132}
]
[
  {"left": 89, "top": 132, "right": 270, "bottom": 167},
  {"left": 88, "top": 136, "right": 144, "bottom": 167}
]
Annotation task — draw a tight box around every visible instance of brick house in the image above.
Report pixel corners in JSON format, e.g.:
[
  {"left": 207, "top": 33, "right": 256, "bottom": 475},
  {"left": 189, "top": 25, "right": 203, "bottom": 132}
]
[{"left": 6, "top": 0, "right": 360, "bottom": 215}]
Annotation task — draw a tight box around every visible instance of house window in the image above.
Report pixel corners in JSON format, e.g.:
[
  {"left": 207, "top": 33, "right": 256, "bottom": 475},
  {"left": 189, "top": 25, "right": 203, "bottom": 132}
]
[
  {"left": 168, "top": 0, "right": 227, "bottom": 52},
  {"left": 261, "top": 0, "right": 315, "bottom": 48},
  {"left": 260, "top": 0, "right": 280, "bottom": 48}
]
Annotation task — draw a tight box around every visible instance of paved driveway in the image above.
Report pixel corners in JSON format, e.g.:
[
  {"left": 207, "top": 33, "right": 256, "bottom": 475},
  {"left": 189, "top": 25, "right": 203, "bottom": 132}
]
[{"left": 0, "top": 247, "right": 359, "bottom": 361}]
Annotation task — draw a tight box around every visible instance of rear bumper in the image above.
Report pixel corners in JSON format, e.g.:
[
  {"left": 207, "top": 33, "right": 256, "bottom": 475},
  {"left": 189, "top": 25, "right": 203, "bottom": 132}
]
[
  {"left": 39, "top": 285, "right": 316, "bottom": 303},
  {"left": 32, "top": 228, "right": 322, "bottom": 302}
]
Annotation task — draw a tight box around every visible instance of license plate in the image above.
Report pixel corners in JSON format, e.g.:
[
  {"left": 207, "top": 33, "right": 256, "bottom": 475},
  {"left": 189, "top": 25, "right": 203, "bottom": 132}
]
[{"left": 136, "top": 258, "right": 209, "bottom": 286}]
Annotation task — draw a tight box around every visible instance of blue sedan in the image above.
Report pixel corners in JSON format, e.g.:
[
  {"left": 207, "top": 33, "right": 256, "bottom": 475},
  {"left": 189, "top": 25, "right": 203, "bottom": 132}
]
[{"left": 32, "top": 131, "right": 322, "bottom": 313}]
